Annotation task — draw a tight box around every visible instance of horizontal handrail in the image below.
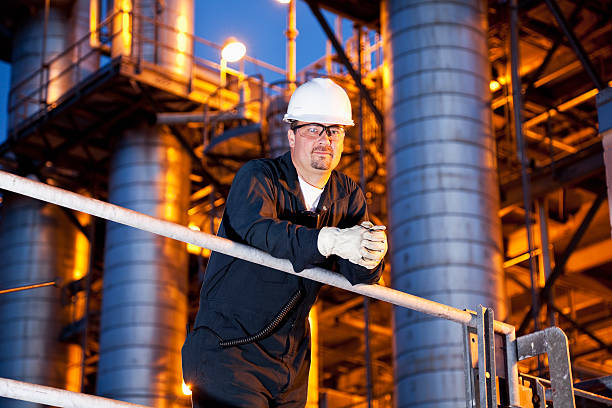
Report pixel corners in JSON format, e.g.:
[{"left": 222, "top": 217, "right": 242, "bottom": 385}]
[
  {"left": 133, "top": 12, "right": 286, "bottom": 75},
  {"left": 0, "top": 377, "right": 151, "bottom": 408},
  {"left": 0, "top": 170, "right": 514, "bottom": 335}
]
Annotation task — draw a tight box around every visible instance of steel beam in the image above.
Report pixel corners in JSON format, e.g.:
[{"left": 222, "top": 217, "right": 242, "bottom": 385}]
[
  {"left": 517, "top": 190, "right": 606, "bottom": 335},
  {"left": 305, "top": 0, "right": 384, "bottom": 130},
  {"left": 510, "top": 0, "right": 540, "bottom": 335},
  {"left": 543, "top": 0, "right": 605, "bottom": 90},
  {"left": 524, "top": 4, "right": 583, "bottom": 97},
  {"left": 500, "top": 143, "right": 604, "bottom": 210},
  {"left": 549, "top": 303, "right": 612, "bottom": 353}
]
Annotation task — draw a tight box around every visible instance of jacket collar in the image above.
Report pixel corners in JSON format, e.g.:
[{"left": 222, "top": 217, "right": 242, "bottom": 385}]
[{"left": 279, "top": 151, "right": 349, "bottom": 211}]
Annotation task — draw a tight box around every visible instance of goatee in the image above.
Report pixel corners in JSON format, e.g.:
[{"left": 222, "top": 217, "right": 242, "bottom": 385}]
[{"left": 311, "top": 148, "right": 333, "bottom": 170}]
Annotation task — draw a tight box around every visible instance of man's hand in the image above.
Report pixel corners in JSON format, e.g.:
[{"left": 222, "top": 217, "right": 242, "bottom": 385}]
[
  {"left": 357, "top": 222, "right": 388, "bottom": 269},
  {"left": 317, "top": 225, "right": 364, "bottom": 264},
  {"left": 318, "top": 222, "right": 388, "bottom": 269}
]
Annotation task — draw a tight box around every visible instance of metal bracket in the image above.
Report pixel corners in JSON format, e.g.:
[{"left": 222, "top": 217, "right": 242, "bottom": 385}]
[
  {"left": 463, "top": 306, "right": 499, "bottom": 408},
  {"left": 478, "top": 306, "right": 498, "bottom": 408},
  {"left": 516, "top": 327, "right": 576, "bottom": 408}
]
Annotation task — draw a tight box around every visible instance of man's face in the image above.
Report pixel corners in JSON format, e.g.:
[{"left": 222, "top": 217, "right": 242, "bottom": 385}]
[{"left": 288, "top": 122, "right": 345, "bottom": 177}]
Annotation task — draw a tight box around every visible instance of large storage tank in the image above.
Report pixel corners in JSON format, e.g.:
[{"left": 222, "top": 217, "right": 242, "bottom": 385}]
[
  {"left": 96, "top": 121, "right": 191, "bottom": 407},
  {"left": 381, "top": 0, "right": 506, "bottom": 406},
  {"left": 111, "top": 0, "right": 194, "bottom": 78},
  {"left": 266, "top": 93, "right": 291, "bottom": 158},
  {"left": 1, "top": 1, "right": 94, "bottom": 405},
  {"left": 9, "top": 4, "right": 73, "bottom": 129},
  {"left": 0, "top": 194, "right": 90, "bottom": 407}
]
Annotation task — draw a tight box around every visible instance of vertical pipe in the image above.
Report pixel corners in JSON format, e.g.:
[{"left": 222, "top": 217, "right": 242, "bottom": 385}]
[
  {"left": 306, "top": 304, "right": 319, "bottom": 408},
  {"left": 80, "top": 219, "right": 96, "bottom": 392},
  {"left": 509, "top": 0, "right": 540, "bottom": 335},
  {"left": 286, "top": 0, "right": 297, "bottom": 92},
  {"left": 71, "top": 0, "right": 101, "bottom": 81},
  {"left": 40, "top": 0, "right": 50, "bottom": 108},
  {"left": 356, "top": 24, "right": 373, "bottom": 408},
  {"left": 111, "top": 0, "right": 132, "bottom": 58},
  {"left": 381, "top": 0, "right": 505, "bottom": 406},
  {"left": 536, "top": 199, "right": 556, "bottom": 326}
]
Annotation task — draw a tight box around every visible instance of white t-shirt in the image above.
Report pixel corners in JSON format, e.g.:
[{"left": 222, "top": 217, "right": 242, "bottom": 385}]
[{"left": 298, "top": 176, "right": 324, "bottom": 211}]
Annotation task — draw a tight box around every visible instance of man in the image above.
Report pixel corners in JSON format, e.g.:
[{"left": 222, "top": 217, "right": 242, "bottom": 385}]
[{"left": 181, "top": 78, "right": 387, "bottom": 407}]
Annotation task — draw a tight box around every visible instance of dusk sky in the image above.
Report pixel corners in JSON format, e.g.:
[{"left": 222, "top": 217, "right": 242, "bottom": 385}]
[{"left": 0, "top": 1, "right": 354, "bottom": 143}]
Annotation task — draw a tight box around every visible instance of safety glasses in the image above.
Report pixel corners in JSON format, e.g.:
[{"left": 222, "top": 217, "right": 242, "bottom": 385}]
[{"left": 291, "top": 123, "right": 345, "bottom": 141}]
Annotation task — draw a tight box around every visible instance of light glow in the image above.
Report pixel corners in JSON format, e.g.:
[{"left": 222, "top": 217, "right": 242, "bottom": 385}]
[
  {"left": 89, "top": 0, "right": 99, "bottom": 47},
  {"left": 177, "top": 15, "right": 188, "bottom": 52},
  {"left": 221, "top": 38, "right": 246, "bottom": 63},
  {"left": 121, "top": 0, "right": 132, "bottom": 51},
  {"left": 182, "top": 380, "right": 192, "bottom": 396},
  {"left": 187, "top": 223, "right": 211, "bottom": 256},
  {"left": 277, "top": 0, "right": 291, "bottom": 3},
  {"left": 489, "top": 80, "right": 501, "bottom": 92}
]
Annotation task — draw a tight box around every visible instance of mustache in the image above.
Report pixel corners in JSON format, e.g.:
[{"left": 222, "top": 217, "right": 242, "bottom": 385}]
[{"left": 312, "top": 146, "right": 333, "bottom": 154}]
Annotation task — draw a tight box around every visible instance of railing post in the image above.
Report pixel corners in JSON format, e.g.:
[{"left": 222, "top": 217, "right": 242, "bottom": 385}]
[
  {"left": 504, "top": 329, "right": 521, "bottom": 407},
  {"left": 517, "top": 327, "right": 576, "bottom": 408},
  {"left": 475, "top": 306, "right": 497, "bottom": 408}
]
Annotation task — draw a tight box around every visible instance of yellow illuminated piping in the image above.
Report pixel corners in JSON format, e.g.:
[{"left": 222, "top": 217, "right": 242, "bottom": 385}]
[
  {"left": 524, "top": 80, "right": 612, "bottom": 130},
  {"left": 89, "top": 0, "right": 99, "bottom": 47},
  {"left": 121, "top": 0, "right": 132, "bottom": 53}
]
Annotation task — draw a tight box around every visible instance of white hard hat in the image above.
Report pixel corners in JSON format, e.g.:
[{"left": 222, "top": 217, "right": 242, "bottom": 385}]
[{"left": 283, "top": 78, "right": 354, "bottom": 126}]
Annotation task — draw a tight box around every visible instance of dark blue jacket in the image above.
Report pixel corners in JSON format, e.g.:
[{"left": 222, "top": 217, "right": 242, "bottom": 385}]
[{"left": 193, "top": 151, "right": 383, "bottom": 356}]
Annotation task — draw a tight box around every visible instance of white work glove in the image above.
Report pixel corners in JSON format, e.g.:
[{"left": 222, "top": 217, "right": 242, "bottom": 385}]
[
  {"left": 359, "top": 222, "right": 388, "bottom": 269},
  {"left": 318, "top": 221, "right": 388, "bottom": 269},
  {"left": 317, "top": 224, "right": 363, "bottom": 264}
]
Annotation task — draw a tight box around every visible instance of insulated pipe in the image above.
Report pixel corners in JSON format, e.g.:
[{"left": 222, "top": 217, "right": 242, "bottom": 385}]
[
  {"left": 71, "top": 0, "right": 100, "bottom": 81},
  {"left": 0, "top": 377, "right": 150, "bottom": 408},
  {"left": 115, "top": 0, "right": 194, "bottom": 76},
  {"left": 381, "top": 0, "right": 505, "bottom": 406},
  {"left": 96, "top": 122, "right": 191, "bottom": 407},
  {"left": 0, "top": 169, "right": 516, "bottom": 336}
]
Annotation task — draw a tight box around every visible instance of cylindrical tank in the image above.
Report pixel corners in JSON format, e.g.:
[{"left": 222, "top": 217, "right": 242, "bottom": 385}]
[
  {"left": 9, "top": 6, "right": 72, "bottom": 129},
  {"left": 381, "top": 0, "right": 505, "bottom": 406},
  {"left": 111, "top": 0, "right": 194, "bottom": 77},
  {"left": 96, "top": 121, "right": 191, "bottom": 407},
  {"left": 0, "top": 194, "right": 89, "bottom": 407},
  {"left": 266, "top": 93, "right": 291, "bottom": 158}
]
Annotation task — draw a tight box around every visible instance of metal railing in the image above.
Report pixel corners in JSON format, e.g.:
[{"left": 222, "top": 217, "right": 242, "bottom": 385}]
[
  {"left": 8, "top": 11, "right": 117, "bottom": 129},
  {"left": 0, "top": 165, "right": 525, "bottom": 407},
  {"left": 0, "top": 377, "right": 150, "bottom": 408},
  {"left": 7, "top": 9, "right": 287, "bottom": 134},
  {"left": 0, "top": 169, "right": 594, "bottom": 407}
]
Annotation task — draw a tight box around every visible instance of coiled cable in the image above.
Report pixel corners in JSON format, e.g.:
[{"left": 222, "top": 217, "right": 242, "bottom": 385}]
[{"left": 219, "top": 289, "right": 303, "bottom": 348}]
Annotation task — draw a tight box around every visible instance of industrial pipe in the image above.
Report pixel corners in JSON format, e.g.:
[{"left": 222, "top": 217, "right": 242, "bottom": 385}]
[
  {"left": 0, "top": 169, "right": 516, "bottom": 334},
  {"left": 0, "top": 377, "right": 150, "bottom": 408},
  {"left": 0, "top": 280, "right": 57, "bottom": 295}
]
